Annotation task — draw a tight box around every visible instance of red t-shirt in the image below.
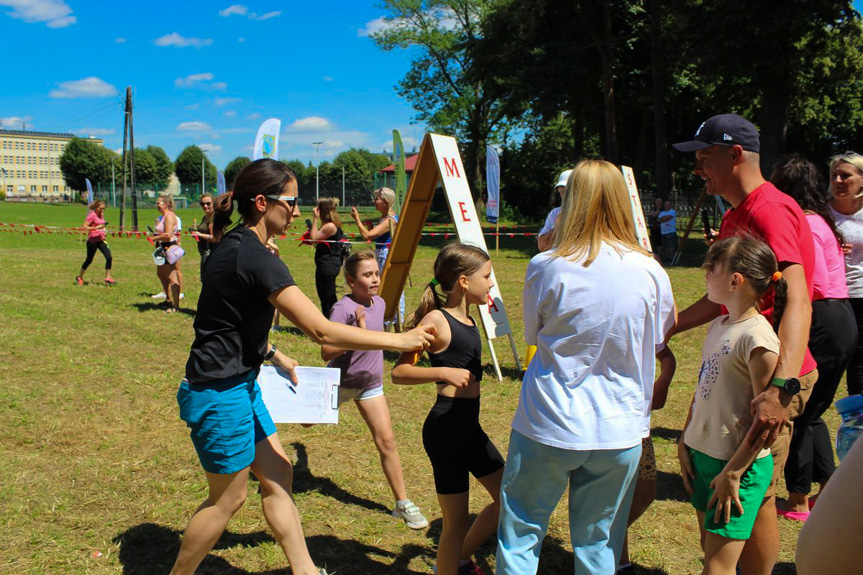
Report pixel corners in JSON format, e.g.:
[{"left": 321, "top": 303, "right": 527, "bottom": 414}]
[{"left": 718, "top": 181, "right": 816, "bottom": 376}]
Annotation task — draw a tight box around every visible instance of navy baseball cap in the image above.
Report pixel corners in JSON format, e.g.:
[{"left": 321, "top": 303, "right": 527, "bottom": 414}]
[{"left": 672, "top": 114, "right": 760, "bottom": 153}]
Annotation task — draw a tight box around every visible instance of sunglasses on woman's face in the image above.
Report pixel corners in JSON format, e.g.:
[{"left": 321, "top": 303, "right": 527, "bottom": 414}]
[
  {"left": 201, "top": 202, "right": 212, "bottom": 207},
  {"left": 264, "top": 194, "right": 299, "bottom": 208}
]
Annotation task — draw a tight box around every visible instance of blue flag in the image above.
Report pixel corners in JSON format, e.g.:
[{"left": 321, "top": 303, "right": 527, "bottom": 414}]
[
  {"left": 217, "top": 170, "right": 226, "bottom": 195},
  {"left": 85, "top": 178, "right": 93, "bottom": 205},
  {"left": 485, "top": 146, "right": 500, "bottom": 224}
]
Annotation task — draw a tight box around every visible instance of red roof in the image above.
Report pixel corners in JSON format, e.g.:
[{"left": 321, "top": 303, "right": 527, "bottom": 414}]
[{"left": 380, "top": 154, "right": 418, "bottom": 173}]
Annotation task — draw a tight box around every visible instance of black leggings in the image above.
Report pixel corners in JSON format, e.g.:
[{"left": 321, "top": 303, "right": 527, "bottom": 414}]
[
  {"left": 785, "top": 298, "right": 857, "bottom": 494},
  {"left": 315, "top": 265, "right": 339, "bottom": 318},
  {"left": 82, "top": 240, "right": 112, "bottom": 271},
  {"left": 847, "top": 298, "right": 863, "bottom": 395}
]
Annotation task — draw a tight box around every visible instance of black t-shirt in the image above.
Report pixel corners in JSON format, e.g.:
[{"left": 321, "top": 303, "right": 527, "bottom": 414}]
[
  {"left": 185, "top": 226, "right": 296, "bottom": 385},
  {"left": 314, "top": 226, "right": 345, "bottom": 274}
]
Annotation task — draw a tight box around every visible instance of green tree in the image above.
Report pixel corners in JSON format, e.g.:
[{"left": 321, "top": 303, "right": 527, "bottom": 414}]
[
  {"left": 132, "top": 148, "right": 158, "bottom": 187},
  {"left": 146, "top": 145, "right": 173, "bottom": 189},
  {"left": 224, "top": 155, "right": 251, "bottom": 189},
  {"left": 372, "top": 0, "right": 510, "bottom": 197},
  {"left": 59, "top": 138, "right": 117, "bottom": 191},
  {"left": 174, "top": 145, "right": 216, "bottom": 190}
]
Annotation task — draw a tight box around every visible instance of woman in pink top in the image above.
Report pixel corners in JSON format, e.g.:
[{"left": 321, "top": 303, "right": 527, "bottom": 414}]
[
  {"left": 770, "top": 156, "right": 856, "bottom": 519},
  {"left": 75, "top": 200, "right": 115, "bottom": 286}
]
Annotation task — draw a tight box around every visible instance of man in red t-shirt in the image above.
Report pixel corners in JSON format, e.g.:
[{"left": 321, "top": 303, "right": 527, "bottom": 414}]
[{"left": 671, "top": 114, "right": 817, "bottom": 575}]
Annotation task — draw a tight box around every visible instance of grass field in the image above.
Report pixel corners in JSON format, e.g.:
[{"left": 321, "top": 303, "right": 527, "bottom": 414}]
[{"left": 0, "top": 202, "right": 838, "bottom": 574}]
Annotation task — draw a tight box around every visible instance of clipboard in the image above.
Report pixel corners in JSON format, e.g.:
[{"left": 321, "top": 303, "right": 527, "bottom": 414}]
[{"left": 257, "top": 366, "right": 341, "bottom": 424}]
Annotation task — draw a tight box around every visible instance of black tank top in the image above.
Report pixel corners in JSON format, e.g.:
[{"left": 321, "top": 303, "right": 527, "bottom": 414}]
[
  {"left": 428, "top": 309, "right": 483, "bottom": 382},
  {"left": 314, "top": 226, "right": 345, "bottom": 270}
]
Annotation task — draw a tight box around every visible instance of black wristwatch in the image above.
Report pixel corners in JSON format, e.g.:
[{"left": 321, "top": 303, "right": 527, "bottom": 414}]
[
  {"left": 263, "top": 345, "right": 277, "bottom": 362},
  {"left": 770, "top": 377, "right": 801, "bottom": 395}
]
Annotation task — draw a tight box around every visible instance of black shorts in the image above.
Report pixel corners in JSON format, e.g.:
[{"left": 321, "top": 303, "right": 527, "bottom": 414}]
[{"left": 422, "top": 395, "right": 505, "bottom": 495}]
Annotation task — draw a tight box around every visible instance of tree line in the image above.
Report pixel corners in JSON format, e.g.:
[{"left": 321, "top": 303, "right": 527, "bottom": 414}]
[
  {"left": 59, "top": 140, "right": 392, "bottom": 205},
  {"left": 372, "top": 0, "right": 863, "bottom": 216}
]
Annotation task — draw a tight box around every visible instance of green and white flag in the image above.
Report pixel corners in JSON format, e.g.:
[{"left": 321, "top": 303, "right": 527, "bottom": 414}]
[{"left": 253, "top": 118, "right": 281, "bottom": 160}]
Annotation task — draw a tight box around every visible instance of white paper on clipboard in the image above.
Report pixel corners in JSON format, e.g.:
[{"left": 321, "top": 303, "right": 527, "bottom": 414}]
[{"left": 257, "top": 366, "right": 341, "bottom": 424}]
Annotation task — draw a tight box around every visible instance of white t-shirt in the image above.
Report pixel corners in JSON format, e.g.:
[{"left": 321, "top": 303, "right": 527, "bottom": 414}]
[
  {"left": 659, "top": 209, "right": 676, "bottom": 235},
  {"left": 539, "top": 207, "right": 561, "bottom": 237},
  {"left": 513, "top": 243, "right": 676, "bottom": 450},
  {"left": 830, "top": 205, "right": 863, "bottom": 297}
]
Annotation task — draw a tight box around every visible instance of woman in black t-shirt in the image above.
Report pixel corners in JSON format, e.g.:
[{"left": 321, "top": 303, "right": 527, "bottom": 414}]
[
  {"left": 170, "top": 159, "right": 435, "bottom": 575},
  {"left": 310, "top": 197, "right": 345, "bottom": 317}
]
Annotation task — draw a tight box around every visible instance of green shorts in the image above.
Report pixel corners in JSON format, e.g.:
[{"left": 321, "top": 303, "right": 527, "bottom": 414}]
[{"left": 690, "top": 448, "right": 773, "bottom": 539}]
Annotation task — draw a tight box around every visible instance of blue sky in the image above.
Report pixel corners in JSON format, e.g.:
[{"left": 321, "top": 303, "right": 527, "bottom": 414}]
[{"left": 0, "top": 0, "right": 424, "bottom": 167}]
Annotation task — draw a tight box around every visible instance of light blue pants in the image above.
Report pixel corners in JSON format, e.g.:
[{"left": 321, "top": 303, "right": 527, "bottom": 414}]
[{"left": 495, "top": 430, "right": 642, "bottom": 575}]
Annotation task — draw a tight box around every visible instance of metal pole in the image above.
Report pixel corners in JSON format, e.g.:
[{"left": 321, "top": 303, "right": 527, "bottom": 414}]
[
  {"left": 111, "top": 157, "right": 115, "bottom": 207},
  {"left": 342, "top": 166, "right": 345, "bottom": 205},
  {"left": 313, "top": 141, "right": 323, "bottom": 201},
  {"left": 201, "top": 157, "right": 205, "bottom": 197}
]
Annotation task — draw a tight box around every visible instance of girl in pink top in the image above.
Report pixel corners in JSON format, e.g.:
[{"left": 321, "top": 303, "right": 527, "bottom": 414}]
[
  {"left": 770, "top": 156, "right": 856, "bottom": 518},
  {"left": 75, "top": 200, "right": 115, "bottom": 286}
]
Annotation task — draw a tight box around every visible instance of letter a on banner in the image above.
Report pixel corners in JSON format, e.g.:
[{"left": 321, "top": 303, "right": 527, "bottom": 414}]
[
  {"left": 253, "top": 118, "right": 281, "bottom": 161},
  {"left": 380, "top": 133, "right": 520, "bottom": 380}
]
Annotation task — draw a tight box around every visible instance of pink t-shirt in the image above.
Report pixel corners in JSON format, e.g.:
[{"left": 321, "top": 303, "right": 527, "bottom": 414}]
[
  {"left": 85, "top": 210, "right": 106, "bottom": 242},
  {"left": 807, "top": 214, "right": 849, "bottom": 300}
]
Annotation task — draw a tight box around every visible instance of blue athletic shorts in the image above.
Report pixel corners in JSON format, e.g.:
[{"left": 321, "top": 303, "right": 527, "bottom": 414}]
[{"left": 177, "top": 370, "right": 277, "bottom": 474}]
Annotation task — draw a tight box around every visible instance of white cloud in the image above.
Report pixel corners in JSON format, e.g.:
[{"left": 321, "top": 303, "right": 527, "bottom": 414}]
[
  {"left": 223, "top": 110, "right": 237, "bottom": 117},
  {"left": 211, "top": 81, "right": 228, "bottom": 90},
  {"left": 153, "top": 32, "right": 213, "bottom": 48},
  {"left": 252, "top": 10, "right": 280, "bottom": 20},
  {"left": 0, "top": 115, "right": 33, "bottom": 129},
  {"left": 237, "top": 37, "right": 245, "bottom": 43},
  {"left": 285, "top": 116, "right": 334, "bottom": 133},
  {"left": 49, "top": 77, "right": 117, "bottom": 99},
  {"left": 358, "top": 16, "right": 390, "bottom": 37},
  {"left": 115, "top": 37, "right": 126, "bottom": 43},
  {"left": 218, "top": 4, "right": 247, "bottom": 17},
  {"left": 0, "top": 0, "right": 76, "bottom": 28},
  {"left": 199, "top": 143, "right": 222, "bottom": 155},
  {"left": 73, "top": 127, "right": 114, "bottom": 136},
  {"left": 209, "top": 133, "right": 220, "bottom": 139},
  {"left": 322, "top": 75, "right": 334, "bottom": 82},
  {"left": 248, "top": 113, "right": 261, "bottom": 120},
  {"left": 177, "top": 121, "right": 212, "bottom": 131},
  {"left": 175, "top": 72, "right": 214, "bottom": 87},
  {"left": 214, "top": 97, "right": 240, "bottom": 106}
]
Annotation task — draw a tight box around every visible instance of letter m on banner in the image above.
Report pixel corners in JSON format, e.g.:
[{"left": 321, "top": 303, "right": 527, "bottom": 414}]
[{"left": 443, "top": 157, "right": 461, "bottom": 178}]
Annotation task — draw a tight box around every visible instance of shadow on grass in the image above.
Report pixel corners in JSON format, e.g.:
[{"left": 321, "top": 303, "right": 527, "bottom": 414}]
[
  {"left": 130, "top": 301, "right": 196, "bottom": 317},
  {"left": 289, "top": 442, "right": 392, "bottom": 515},
  {"left": 113, "top": 523, "right": 432, "bottom": 574},
  {"left": 271, "top": 325, "right": 305, "bottom": 336},
  {"left": 651, "top": 427, "right": 682, "bottom": 442},
  {"left": 656, "top": 469, "right": 690, "bottom": 503}
]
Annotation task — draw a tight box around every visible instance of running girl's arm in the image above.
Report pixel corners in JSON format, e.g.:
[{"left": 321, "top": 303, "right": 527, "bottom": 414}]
[
  {"left": 350, "top": 207, "right": 390, "bottom": 240},
  {"left": 270, "top": 285, "right": 433, "bottom": 352},
  {"left": 707, "top": 346, "right": 778, "bottom": 525},
  {"left": 652, "top": 343, "right": 676, "bottom": 410},
  {"left": 321, "top": 305, "right": 366, "bottom": 361},
  {"left": 391, "top": 311, "right": 472, "bottom": 388}
]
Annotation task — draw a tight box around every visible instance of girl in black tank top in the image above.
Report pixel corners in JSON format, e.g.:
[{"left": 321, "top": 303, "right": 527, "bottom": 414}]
[{"left": 391, "top": 242, "right": 505, "bottom": 575}]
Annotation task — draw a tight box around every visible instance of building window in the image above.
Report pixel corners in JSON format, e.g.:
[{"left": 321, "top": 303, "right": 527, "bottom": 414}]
[
  {"left": 42, "top": 185, "right": 47, "bottom": 192},
  {"left": 30, "top": 185, "right": 36, "bottom": 192},
  {"left": 53, "top": 185, "right": 58, "bottom": 192}
]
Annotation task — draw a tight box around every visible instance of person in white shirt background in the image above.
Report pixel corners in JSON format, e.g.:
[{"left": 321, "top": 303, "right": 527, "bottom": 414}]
[
  {"left": 536, "top": 169, "right": 572, "bottom": 252},
  {"left": 496, "top": 159, "right": 676, "bottom": 575}
]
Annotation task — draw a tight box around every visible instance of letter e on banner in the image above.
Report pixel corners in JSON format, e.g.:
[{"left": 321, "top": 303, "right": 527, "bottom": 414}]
[
  {"left": 443, "top": 157, "right": 461, "bottom": 178},
  {"left": 458, "top": 202, "right": 471, "bottom": 221}
]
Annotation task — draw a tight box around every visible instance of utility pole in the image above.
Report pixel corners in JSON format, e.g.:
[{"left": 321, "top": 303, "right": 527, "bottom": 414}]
[
  {"left": 120, "top": 86, "right": 138, "bottom": 230},
  {"left": 342, "top": 166, "right": 345, "bottom": 206},
  {"left": 313, "top": 141, "right": 323, "bottom": 201}
]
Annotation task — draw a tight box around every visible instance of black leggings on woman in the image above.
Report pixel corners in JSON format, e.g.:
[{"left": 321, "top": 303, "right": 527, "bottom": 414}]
[
  {"left": 785, "top": 298, "right": 857, "bottom": 494},
  {"left": 82, "top": 240, "right": 112, "bottom": 271}
]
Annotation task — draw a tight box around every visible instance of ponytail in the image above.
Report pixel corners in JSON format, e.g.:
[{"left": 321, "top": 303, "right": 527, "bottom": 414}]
[
  {"left": 406, "top": 281, "right": 445, "bottom": 329},
  {"left": 212, "top": 191, "right": 234, "bottom": 241}
]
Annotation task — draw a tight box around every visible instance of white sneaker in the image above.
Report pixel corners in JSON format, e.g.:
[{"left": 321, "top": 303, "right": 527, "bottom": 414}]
[
  {"left": 392, "top": 500, "right": 429, "bottom": 529},
  {"left": 152, "top": 292, "right": 184, "bottom": 300}
]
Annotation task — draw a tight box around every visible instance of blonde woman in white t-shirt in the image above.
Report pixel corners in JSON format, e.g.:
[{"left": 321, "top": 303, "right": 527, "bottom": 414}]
[
  {"left": 678, "top": 236, "right": 788, "bottom": 575},
  {"left": 496, "top": 160, "right": 677, "bottom": 575}
]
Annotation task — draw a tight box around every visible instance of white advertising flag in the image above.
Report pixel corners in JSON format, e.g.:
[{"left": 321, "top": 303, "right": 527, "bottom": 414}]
[{"left": 253, "top": 118, "right": 281, "bottom": 161}]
